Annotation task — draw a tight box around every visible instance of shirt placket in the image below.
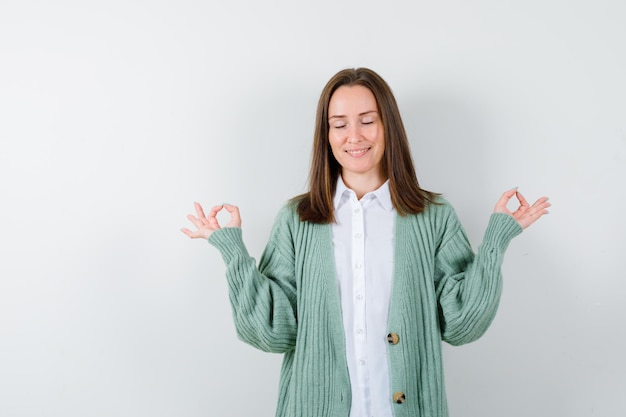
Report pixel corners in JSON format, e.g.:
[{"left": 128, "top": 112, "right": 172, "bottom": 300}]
[{"left": 350, "top": 196, "right": 370, "bottom": 403}]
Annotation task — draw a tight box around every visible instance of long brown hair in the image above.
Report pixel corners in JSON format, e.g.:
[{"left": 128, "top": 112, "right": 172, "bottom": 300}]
[{"left": 294, "top": 67, "right": 439, "bottom": 223}]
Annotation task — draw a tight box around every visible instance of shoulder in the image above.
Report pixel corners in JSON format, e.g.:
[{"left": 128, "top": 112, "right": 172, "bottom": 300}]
[
  {"left": 398, "top": 197, "right": 464, "bottom": 245},
  {"left": 275, "top": 199, "right": 302, "bottom": 224},
  {"left": 417, "top": 196, "right": 460, "bottom": 225},
  {"left": 267, "top": 199, "right": 331, "bottom": 256},
  {"left": 425, "top": 195, "right": 453, "bottom": 212},
  {"left": 269, "top": 199, "right": 309, "bottom": 240}
]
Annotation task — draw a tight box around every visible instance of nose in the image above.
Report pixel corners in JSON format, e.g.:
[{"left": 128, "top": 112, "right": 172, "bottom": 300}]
[{"left": 347, "top": 124, "right": 361, "bottom": 143}]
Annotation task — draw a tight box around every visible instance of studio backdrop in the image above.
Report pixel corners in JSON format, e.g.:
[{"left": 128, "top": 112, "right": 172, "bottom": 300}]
[{"left": 1, "top": 1, "right": 624, "bottom": 416}]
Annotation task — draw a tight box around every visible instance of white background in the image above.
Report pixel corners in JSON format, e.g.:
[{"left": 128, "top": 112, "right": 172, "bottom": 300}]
[{"left": 1, "top": 1, "right": 624, "bottom": 416}]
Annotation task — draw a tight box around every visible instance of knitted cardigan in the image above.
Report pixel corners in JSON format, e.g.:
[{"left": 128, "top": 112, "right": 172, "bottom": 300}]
[{"left": 208, "top": 198, "right": 522, "bottom": 417}]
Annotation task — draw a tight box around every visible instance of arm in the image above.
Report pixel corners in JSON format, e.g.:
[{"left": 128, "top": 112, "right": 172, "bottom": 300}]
[
  {"left": 435, "top": 211, "right": 521, "bottom": 346},
  {"left": 435, "top": 189, "right": 550, "bottom": 345},
  {"left": 183, "top": 203, "right": 298, "bottom": 353}
]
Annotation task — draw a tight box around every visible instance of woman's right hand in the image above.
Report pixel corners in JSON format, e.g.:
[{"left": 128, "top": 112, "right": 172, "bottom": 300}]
[{"left": 181, "top": 202, "right": 242, "bottom": 239}]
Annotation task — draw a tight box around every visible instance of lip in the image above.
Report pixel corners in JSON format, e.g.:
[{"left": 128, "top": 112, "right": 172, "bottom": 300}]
[{"left": 345, "top": 147, "right": 371, "bottom": 157}]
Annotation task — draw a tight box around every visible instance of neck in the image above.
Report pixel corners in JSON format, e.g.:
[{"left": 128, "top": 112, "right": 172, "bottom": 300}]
[{"left": 341, "top": 171, "right": 387, "bottom": 200}]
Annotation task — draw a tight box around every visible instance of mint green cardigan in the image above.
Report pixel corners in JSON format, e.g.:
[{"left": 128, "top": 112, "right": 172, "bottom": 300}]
[{"left": 208, "top": 198, "right": 522, "bottom": 417}]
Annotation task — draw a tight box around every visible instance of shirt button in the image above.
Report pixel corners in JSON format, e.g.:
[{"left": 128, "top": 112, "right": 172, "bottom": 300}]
[
  {"left": 356, "top": 294, "right": 363, "bottom": 300},
  {"left": 355, "top": 233, "right": 362, "bottom": 238},
  {"left": 355, "top": 264, "right": 362, "bottom": 269},
  {"left": 354, "top": 208, "right": 361, "bottom": 214},
  {"left": 356, "top": 328, "right": 364, "bottom": 334},
  {"left": 359, "top": 359, "right": 366, "bottom": 366}
]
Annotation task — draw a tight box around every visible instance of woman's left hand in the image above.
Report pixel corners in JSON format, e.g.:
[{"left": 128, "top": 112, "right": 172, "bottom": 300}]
[{"left": 494, "top": 188, "right": 550, "bottom": 229}]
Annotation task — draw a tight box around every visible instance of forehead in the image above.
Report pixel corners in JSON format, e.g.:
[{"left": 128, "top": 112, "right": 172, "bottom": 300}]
[{"left": 328, "top": 85, "right": 378, "bottom": 115}]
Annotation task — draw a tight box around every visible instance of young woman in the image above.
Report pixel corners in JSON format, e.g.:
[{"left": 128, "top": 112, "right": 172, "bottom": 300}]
[{"left": 182, "top": 68, "right": 550, "bottom": 417}]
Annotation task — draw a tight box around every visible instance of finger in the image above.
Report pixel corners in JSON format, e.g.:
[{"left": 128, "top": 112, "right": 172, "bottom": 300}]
[
  {"left": 195, "top": 202, "right": 208, "bottom": 221},
  {"left": 494, "top": 187, "right": 518, "bottom": 213},
  {"left": 186, "top": 214, "right": 203, "bottom": 229},
  {"left": 223, "top": 204, "right": 242, "bottom": 228},
  {"left": 181, "top": 227, "right": 195, "bottom": 237},
  {"left": 181, "top": 227, "right": 209, "bottom": 239},
  {"left": 207, "top": 205, "right": 224, "bottom": 228},
  {"left": 530, "top": 196, "right": 550, "bottom": 208},
  {"left": 509, "top": 191, "right": 530, "bottom": 217},
  {"left": 516, "top": 199, "right": 551, "bottom": 229},
  {"left": 528, "top": 198, "right": 551, "bottom": 217},
  {"left": 515, "top": 191, "right": 530, "bottom": 209},
  {"left": 501, "top": 187, "right": 518, "bottom": 200},
  {"left": 208, "top": 205, "right": 223, "bottom": 217},
  {"left": 181, "top": 227, "right": 200, "bottom": 237},
  {"left": 522, "top": 210, "right": 548, "bottom": 228}
]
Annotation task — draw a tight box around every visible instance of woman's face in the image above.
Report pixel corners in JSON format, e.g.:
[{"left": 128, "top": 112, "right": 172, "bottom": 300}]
[{"left": 327, "top": 85, "right": 385, "bottom": 183}]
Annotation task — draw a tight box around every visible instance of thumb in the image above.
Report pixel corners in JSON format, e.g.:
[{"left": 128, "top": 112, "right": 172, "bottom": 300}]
[
  {"left": 494, "top": 187, "right": 517, "bottom": 213},
  {"left": 222, "top": 204, "right": 242, "bottom": 227}
]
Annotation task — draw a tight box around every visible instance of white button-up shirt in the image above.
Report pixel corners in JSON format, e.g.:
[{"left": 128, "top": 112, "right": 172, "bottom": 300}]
[{"left": 332, "top": 176, "right": 395, "bottom": 417}]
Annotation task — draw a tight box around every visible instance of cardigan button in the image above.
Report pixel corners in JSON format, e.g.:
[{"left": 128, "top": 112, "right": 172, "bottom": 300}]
[
  {"left": 387, "top": 332, "right": 399, "bottom": 345},
  {"left": 393, "top": 391, "right": 406, "bottom": 404}
]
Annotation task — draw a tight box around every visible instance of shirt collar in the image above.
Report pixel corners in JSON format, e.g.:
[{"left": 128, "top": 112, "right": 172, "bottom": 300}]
[
  {"left": 333, "top": 175, "right": 394, "bottom": 212},
  {"left": 333, "top": 176, "right": 351, "bottom": 211}
]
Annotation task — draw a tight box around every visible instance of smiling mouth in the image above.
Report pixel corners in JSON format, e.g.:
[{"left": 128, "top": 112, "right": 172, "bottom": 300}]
[{"left": 346, "top": 147, "right": 371, "bottom": 157}]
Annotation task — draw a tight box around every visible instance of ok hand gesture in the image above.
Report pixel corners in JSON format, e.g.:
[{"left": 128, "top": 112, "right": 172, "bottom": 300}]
[
  {"left": 181, "top": 202, "right": 242, "bottom": 239},
  {"left": 493, "top": 188, "right": 550, "bottom": 229}
]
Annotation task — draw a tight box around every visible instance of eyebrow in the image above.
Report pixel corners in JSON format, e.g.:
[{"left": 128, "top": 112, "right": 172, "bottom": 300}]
[{"left": 328, "top": 110, "right": 378, "bottom": 120}]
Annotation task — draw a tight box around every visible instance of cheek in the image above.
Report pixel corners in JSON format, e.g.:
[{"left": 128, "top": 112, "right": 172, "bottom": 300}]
[
  {"left": 328, "top": 135, "right": 341, "bottom": 153},
  {"left": 329, "top": 144, "right": 341, "bottom": 160},
  {"left": 377, "top": 131, "right": 386, "bottom": 150}
]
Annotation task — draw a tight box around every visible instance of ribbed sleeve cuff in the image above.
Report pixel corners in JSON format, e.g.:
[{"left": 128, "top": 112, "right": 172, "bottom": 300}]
[
  {"left": 207, "top": 227, "right": 249, "bottom": 263},
  {"left": 482, "top": 213, "right": 523, "bottom": 251}
]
